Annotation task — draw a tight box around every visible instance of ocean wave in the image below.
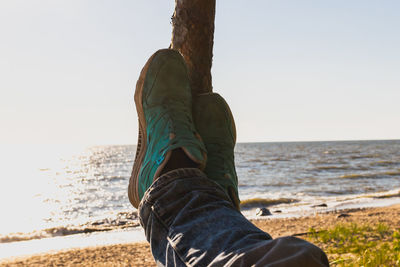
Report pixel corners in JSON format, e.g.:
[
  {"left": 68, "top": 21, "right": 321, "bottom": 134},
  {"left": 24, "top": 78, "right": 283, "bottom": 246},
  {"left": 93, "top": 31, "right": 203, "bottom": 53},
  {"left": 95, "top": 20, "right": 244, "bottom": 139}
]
[
  {"left": 270, "top": 157, "right": 290, "bottom": 162},
  {"left": 340, "top": 170, "right": 400, "bottom": 179},
  {"left": 312, "top": 165, "right": 352, "bottom": 171},
  {"left": 348, "top": 154, "right": 381, "bottom": 159},
  {"left": 369, "top": 160, "right": 400, "bottom": 167},
  {"left": 240, "top": 198, "right": 298, "bottom": 209},
  {"left": 373, "top": 191, "right": 400, "bottom": 199},
  {"left": 311, "top": 165, "right": 370, "bottom": 172},
  {"left": 247, "top": 159, "right": 264, "bottom": 163},
  {"left": 310, "top": 160, "right": 348, "bottom": 165},
  {"left": 0, "top": 211, "right": 139, "bottom": 244},
  {"left": 324, "top": 189, "right": 358, "bottom": 195},
  {"left": 261, "top": 182, "right": 292, "bottom": 187}
]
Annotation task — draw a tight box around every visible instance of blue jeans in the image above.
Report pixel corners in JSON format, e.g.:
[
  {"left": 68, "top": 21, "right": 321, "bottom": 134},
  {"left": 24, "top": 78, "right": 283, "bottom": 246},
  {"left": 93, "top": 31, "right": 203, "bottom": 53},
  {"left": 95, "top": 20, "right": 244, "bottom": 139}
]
[{"left": 139, "top": 168, "right": 329, "bottom": 266}]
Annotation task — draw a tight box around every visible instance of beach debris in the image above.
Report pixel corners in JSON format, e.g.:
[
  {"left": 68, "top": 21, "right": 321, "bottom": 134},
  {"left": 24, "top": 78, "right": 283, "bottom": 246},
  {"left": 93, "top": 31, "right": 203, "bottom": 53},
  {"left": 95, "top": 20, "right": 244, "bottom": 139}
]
[
  {"left": 256, "top": 208, "right": 272, "bottom": 216},
  {"left": 337, "top": 213, "right": 350, "bottom": 218},
  {"left": 292, "top": 229, "right": 327, "bottom": 237},
  {"left": 88, "top": 211, "right": 138, "bottom": 228},
  {"left": 274, "top": 210, "right": 282, "bottom": 213},
  {"left": 117, "top": 211, "right": 138, "bottom": 220},
  {"left": 311, "top": 203, "right": 328, "bottom": 208}
]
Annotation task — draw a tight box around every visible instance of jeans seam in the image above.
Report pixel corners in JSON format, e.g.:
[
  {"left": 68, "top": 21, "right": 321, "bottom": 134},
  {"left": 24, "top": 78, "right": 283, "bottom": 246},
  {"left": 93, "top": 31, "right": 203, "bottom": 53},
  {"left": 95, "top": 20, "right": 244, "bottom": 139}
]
[
  {"left": 166, "top": 235, "right": 192, "bottom": 267},
  {"left": 151, "top": 206, "right": 191, "bottom": 267}
]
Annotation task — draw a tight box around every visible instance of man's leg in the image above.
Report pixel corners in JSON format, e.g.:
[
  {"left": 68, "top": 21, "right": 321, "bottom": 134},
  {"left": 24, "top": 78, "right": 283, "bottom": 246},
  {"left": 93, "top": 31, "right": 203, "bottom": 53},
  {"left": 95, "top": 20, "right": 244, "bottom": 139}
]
[
  {"left": 129, "top": 49, "right": 328, "bottom": 266},
  {"left": 139, "top": 168, "right": 329, "bottom": 266}
]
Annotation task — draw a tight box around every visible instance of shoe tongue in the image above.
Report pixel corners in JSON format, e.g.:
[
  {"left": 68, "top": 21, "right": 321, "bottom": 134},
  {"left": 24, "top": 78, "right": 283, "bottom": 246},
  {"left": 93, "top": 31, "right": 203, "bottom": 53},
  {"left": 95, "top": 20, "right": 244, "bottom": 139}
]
[{"left": 181, "top": 145, "right": 206, "bottom": 168}]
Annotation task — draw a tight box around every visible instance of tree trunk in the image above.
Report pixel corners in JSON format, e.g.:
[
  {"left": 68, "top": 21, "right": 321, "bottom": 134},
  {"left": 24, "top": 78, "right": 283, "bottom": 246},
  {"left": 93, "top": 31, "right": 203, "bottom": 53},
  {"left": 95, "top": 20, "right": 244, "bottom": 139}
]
[{"left": 171, "top": 0, "right": 216, "bottom": 94}]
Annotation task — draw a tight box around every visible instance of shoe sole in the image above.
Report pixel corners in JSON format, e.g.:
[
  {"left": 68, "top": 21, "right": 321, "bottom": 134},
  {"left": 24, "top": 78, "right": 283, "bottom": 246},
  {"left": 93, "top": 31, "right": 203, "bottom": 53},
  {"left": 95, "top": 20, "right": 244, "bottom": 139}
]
[
  {"left": 194, "top": 93, "right": 240, "bottom": 209},
  {"left": 128, "top": 49, "right": 169, "bottom": 208}
]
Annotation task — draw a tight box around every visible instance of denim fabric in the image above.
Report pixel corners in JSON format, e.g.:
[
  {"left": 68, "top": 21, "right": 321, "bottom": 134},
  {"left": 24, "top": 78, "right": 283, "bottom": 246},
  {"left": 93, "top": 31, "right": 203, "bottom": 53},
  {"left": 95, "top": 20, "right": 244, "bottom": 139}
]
[{"left": 139, "top": 168, "right": 329, "bottom": 267}]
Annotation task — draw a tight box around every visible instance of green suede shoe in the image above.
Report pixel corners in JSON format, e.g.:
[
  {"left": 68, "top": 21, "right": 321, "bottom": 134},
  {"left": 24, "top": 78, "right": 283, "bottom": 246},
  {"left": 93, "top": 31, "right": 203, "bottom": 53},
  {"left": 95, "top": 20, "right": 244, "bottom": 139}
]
[
  {"left": 128, "top": 49, "right": 207, "bottom": 208},
  {"left": 193, "top": 93, "right": 240, "bottom": 210}
]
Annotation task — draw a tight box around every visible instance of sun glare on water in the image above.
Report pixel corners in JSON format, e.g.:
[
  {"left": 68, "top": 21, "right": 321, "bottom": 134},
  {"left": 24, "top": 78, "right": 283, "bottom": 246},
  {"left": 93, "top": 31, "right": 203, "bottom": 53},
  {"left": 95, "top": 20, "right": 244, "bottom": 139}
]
[{"left": 0, "top": 144, "right": 91, "bottom": 235}]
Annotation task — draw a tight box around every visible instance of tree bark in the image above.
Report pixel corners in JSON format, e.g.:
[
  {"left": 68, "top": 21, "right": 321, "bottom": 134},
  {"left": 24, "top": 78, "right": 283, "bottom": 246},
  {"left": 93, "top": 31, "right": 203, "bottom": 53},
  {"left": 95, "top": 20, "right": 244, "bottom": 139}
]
[{"left": 171, "top": 0, "right": 215, "bottom": 94}]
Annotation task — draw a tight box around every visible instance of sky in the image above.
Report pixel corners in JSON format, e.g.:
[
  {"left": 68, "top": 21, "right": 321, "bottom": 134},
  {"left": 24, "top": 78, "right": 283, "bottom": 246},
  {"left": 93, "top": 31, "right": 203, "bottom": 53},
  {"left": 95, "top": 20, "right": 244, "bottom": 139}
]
[{"left": 0, "top": 0, "right": 399, "bottom": 145}]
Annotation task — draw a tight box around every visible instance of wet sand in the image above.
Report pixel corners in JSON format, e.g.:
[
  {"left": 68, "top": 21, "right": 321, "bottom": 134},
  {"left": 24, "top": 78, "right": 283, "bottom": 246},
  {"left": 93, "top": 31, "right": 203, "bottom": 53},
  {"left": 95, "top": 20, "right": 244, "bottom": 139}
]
[{"left": 1, "top": 204, "right": 399, "bottom": 267}]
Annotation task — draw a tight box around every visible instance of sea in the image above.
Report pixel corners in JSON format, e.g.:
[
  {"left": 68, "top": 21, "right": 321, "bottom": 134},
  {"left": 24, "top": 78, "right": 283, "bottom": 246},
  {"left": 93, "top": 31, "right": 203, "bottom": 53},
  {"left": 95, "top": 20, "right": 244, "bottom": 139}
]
[{"left": 1, "top": 140, "right": 400, "bottom": 259}]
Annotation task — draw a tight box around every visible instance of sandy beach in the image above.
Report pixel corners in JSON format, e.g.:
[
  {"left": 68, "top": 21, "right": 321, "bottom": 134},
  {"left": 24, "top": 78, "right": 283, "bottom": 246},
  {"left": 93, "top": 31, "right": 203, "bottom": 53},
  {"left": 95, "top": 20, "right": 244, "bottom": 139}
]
[{"left": 1, "top": 204, "right": 399, "bottom": 266}]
